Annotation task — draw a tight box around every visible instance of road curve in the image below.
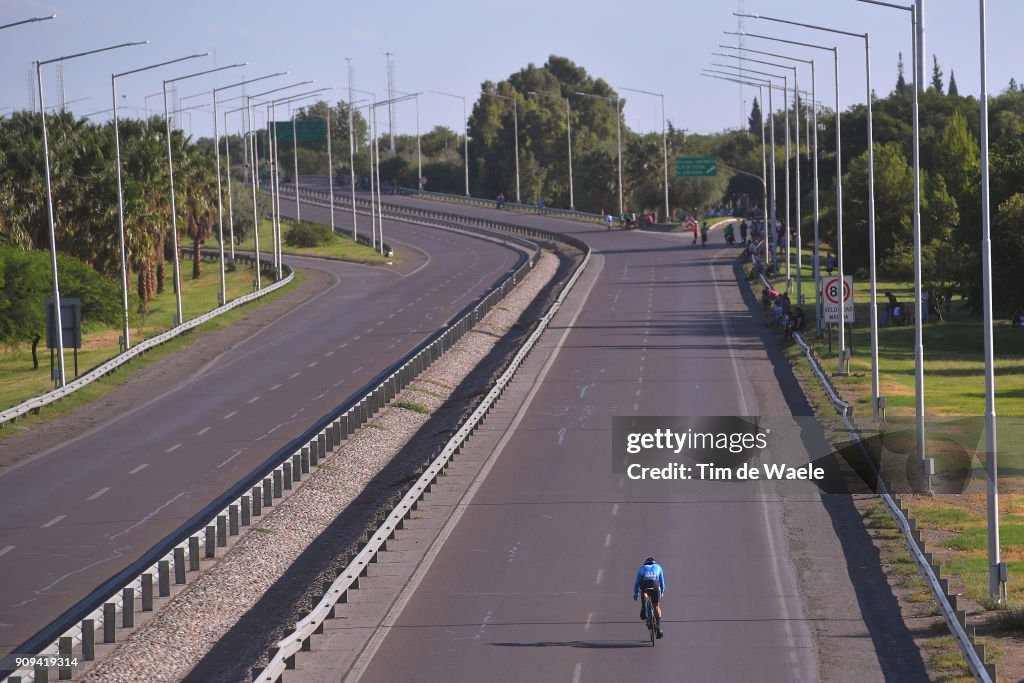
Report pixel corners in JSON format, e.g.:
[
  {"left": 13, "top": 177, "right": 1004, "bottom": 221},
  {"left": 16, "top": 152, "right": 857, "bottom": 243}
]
[
  {"left": 0, "top": 211, "right": 523, "bottom": 657},
  {"left": 343, "top": 197, "right": 923, "bottom": 683}
]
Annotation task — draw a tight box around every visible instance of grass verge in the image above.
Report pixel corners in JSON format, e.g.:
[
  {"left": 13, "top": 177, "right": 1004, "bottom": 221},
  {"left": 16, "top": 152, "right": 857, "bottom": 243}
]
[{"left": 0, "top": 268, "right": 304, "bottom": 438}]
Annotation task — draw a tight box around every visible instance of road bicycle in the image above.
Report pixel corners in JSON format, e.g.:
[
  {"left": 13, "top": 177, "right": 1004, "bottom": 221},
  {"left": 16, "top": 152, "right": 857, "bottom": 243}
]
[{"left": 640, "top": 590, "right": 658, "bottom": 646}]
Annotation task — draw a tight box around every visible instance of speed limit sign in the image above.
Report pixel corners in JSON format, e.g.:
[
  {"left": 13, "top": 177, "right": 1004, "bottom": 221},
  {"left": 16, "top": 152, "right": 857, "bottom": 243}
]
[{"left": 821, "top": 276, "right": 855, "bottom": 323}]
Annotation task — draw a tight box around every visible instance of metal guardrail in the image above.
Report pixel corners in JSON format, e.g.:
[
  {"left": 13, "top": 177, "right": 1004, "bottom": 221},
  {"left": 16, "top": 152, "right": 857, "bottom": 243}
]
[
  {"left": 280, "top": 181, "right": 609, "bottom": 225},
  {"left": 0, "top": 253, "right": 291, "bottom": 427},
  {"left": 753, "top": 263, "right": 993, "bottom": 682},
  {"left": 1, "top": 201, "right": 587, "bottom": 683},
  {"left": 255, "top": 206, "right": 593, "bottom": 683}
]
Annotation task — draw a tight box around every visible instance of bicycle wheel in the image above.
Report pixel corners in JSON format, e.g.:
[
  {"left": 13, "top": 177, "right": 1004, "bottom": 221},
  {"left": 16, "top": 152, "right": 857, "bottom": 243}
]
[{"left": 649, "top": 617, "right": 656, "bottom": 646}]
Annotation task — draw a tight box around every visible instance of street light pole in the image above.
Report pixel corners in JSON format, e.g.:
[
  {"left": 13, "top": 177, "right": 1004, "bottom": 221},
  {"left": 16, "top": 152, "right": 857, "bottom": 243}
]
[
  {"left": 738, "top": 12, "right": 879, "bottom": 405},
  {"left": 212, "top": 73, "right": 285, "bottom": 305},
  {"left": 348, "top": 86, "right": 377, "bottom": 240},
  {"left": 708, "top": 66, "right": 781, "bottom": 267},
  {"left": 483, "top": 90, "right": 522, "bottom": 204},
  {"left": 716, "top": 54, "right": 799, "bottom": 295},
  {"left": 620, "top": 86, "right": 669, "bottom": 221},
  {"left": 724, "top": 40, "right": 820, "bottom": 334},
  {"left": 977, "top": 0, "right": 1004, "bottom": 604},
  {"left": 528, "top": 90, "right": 575, "bottom": 210},
  {"left": 734, "top": 30, "right": 845, "bottom": 364},
  {"left": 575, "top": 90, "right": 623, "bottom": 215},
  {"left": 346, "top": 59, "right": 358, "bottom": 240},
  {"left": 36, "top": 40, "right": 146, "bottom": 386},
  {"left": 245, "top": 81, "right": 314, "bottom": 290},
  {"left": 111, "top": 53, "right": 208, "bottom": 351},
  {"left": 163, "top": 63, "right": 244, "bottom": 323},
  {"left": 429, "top": 90, "right": 470, "bottom": 197},
  {"left": 855, "top": 1, "right": 927, "bottom": 491},
  {"left": 1, "top": 14, "right": 55, "bottom": 31},
  {"left": 264, "top": 88, "right": 333, "bottom": 278},
  {"left": 703, "top": 74, "right": 771, "bottom": 256}
]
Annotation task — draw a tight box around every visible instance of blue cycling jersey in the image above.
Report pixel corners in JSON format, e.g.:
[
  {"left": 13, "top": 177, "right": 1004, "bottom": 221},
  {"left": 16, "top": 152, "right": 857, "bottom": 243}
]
[{"left": 633, "top": 562, "right": 666, "bottom": 596}]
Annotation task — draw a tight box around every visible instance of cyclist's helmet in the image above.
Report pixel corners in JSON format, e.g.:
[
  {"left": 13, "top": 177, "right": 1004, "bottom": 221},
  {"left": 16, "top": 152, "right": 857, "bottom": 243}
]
[{"left": 644, "top": 557, "right": 656, "bottom": 565}]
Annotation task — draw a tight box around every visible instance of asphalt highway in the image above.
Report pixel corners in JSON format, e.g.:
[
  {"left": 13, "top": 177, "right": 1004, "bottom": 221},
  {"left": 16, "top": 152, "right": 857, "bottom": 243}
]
[
  {"left": 347, "top": 198, "right": 906, "bottom": 682},
  {"left": 0, "top": 204, "right": 522, "bottom": 657}
]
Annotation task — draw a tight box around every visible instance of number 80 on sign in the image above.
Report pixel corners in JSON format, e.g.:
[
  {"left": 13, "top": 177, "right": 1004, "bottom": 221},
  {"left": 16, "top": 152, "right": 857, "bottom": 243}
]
[{"left": 820, "top": 276, "right": 855, "bottom": 323}]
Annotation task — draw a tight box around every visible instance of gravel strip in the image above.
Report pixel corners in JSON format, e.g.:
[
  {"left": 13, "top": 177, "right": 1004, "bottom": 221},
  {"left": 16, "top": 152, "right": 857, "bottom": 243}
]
[{"left": 80, "top": 251, "right": 560, "bottom": 683}]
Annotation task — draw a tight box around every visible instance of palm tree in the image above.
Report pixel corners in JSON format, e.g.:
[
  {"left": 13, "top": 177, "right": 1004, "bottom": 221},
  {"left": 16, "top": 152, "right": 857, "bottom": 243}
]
[{"left": 175, "top": 136, "right": 217, "bottom": 279}]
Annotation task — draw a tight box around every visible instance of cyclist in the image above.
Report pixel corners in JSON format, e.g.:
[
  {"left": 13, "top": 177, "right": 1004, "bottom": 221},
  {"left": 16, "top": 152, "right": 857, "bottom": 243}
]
[{"left": 632, "top": 556, "right": 666, "bottom": 638}]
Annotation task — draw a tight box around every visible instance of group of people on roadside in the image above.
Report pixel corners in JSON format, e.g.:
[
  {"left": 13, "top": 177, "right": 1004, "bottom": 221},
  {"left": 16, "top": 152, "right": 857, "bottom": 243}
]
[{"left": 762, "top": 286, "right": 805, "bottom": 340}]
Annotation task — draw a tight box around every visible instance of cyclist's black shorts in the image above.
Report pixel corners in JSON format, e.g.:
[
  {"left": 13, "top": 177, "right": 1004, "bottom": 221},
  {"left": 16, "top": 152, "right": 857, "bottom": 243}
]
[{"left": 641, "top": 585, "right": 662, "bottom": 605}]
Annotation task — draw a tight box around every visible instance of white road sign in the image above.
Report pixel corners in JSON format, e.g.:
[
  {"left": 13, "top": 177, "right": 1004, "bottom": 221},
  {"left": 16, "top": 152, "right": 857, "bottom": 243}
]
[{"left": 821, "top": 276, "right": 855, "bottom": 324}]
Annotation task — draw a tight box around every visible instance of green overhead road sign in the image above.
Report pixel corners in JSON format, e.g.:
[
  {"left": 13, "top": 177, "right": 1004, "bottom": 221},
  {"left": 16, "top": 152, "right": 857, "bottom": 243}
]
[
  {"left": 676, "top": 156, "right": 717, "bottom": 177},
  {"left": 273, "top": 119, "right": 326, "bottom": 142}
]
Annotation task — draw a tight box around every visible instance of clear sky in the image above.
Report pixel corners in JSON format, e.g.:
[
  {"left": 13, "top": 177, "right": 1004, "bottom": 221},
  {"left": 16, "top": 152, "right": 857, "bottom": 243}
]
[{"left": 2, "top": 1, "right": 1021, "bottom": 140}]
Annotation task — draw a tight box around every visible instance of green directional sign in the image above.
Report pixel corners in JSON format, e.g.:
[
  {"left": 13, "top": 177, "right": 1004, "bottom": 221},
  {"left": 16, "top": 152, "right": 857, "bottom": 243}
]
[
  {"left": 273, "top": 119, "right": 326, "bottom": 142},
  {"left": 676, "top": 156, "right": 718, "bottom": 177}
]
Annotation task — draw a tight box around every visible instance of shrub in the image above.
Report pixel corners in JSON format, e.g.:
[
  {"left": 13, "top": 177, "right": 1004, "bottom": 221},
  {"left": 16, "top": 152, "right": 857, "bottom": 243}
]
[{"left": 284, "top": 222, "right": 333, "bottom": 248}]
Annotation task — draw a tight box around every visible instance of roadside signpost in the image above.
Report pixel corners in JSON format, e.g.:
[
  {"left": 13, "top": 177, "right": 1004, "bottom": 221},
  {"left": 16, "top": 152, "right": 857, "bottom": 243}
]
[
  {"left": 676, "top": 156, "right": 718, "bottom": 177},
  {"left": 821, "top": 275, "right": 854, "bottom": 323}
]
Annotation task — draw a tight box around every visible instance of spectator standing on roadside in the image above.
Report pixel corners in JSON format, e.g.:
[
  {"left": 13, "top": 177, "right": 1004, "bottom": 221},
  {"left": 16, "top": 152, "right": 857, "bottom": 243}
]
[
  {"left": 922, "top": 289, "right": 931, "bottom": 323},
  {"left": 825, "top": 252, "right": 835, "bottom": 277},
  {"left": 740, "top": 219, "right": 748, "bottom": 243},
  {"left": 884, "top": 291, "right": 897, "bottom": 327}
]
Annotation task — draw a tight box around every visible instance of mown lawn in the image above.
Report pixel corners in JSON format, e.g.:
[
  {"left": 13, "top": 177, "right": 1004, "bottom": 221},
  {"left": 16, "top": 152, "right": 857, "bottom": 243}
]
[{"left": 0, "top": 255, "right": 285, "bottom": 414}]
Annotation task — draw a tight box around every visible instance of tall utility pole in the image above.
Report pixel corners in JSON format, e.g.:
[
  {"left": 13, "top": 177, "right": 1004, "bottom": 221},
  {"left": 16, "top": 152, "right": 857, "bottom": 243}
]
[
  {"left": 738, "top": 0, "right": 746, "bottom": 130},
  {"left": 346, "top": 58, "right": 358, "bottom": 241},
  {"left": 386, "top": 52, "right": 395, "bottom": 154},
  {"left": 917, "top": 0, "right": 925, "bottom": 91}
]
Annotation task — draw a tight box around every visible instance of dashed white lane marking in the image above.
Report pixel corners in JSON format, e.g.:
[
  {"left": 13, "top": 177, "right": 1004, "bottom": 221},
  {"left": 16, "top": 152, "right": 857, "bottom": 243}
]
[
  {"left": 0, "top": 545, "right": 14, "bottom": 558},
  {"left": 197, "top": 426, "right": 211, "bottom": 435},
  {"left": 633, "top": 403, "right": 639, "bottom": 411},
  {"left": 611, "top": 503, "right": 619, "bottom": 516},
  {"left": 41, "top": 515, "right": 65, "bottom": 528},
  {"left": 604, "top": 533, "right": 612, "bottom": 548},
  {"left": 270, "top": 384, "right": 282, "bottom": 391},
  {"left": 558, "top": 427, "right": 567, "bottom": 444},
  {"left": 635, "top": 389, "right": 641, "bottom": 397},
  {"left": 87, "top": 487, "right": 110, "bottom": 501},
  {"left": 584, "top": 612, "right": 594, "bottom": 631},
  {"left": 338, "top": 343, "right": 348, "bottom": 349},
  {"left": 247, "top": 396, "right": 260, "bottom": 404},
  {"left": 223, "top": 411, "right": 237, "bottom": 419},
  {"left": 324, "top": 351, "right": 334, "bottom": 357},
  {"left": 473, "top": 609, "right": 493, "bottom": 641},
  {"left": 308, "top": 361, "right": 318, "bottom": 368},
  {"left": 165, "top": 443, "right": 182, "bottom": 453},
  {"left": 353, "top": 335, "right": 362, "bottom": 340},
  {"left": 289, "top": 372, "right": 300, "bottom": 379},
  {"left": 129, "top": 464, "right": 148, "bottom": 475},
  {"left": 352, "top": 366, "right": 364, "bottom": 375},
  {"left": 572, "top": 663, "right": 582, "bottom": 683}
]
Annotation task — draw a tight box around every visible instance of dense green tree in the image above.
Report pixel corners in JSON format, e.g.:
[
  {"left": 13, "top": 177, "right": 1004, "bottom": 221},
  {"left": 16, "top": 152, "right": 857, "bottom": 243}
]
[
  {"left": 931, "top": 55, "right": 944, "bottom": 93},
  {"left": 896, "top": 53, "right": 908, "bottom": 94},
  {"left": 748, "top": 97, "right": 762, "bottom": 135},
  {"left": 842, "top": 143, "right": 913, "bottom": 274}
]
